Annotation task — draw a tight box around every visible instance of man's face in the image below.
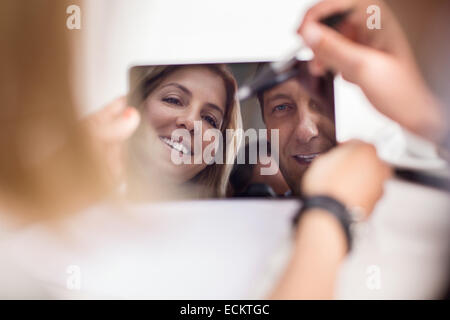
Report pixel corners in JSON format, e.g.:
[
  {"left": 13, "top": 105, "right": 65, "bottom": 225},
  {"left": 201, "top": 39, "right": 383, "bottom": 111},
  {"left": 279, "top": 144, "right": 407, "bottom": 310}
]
[{"left": 262, "top": 78, "right": 336, "bottom": 195}]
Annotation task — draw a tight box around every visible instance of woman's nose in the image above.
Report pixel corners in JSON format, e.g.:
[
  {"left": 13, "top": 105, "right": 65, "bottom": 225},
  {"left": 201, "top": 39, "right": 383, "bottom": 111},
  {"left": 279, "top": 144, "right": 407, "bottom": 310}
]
[
  {"left": 175, "top": 111, "right": 198, "bottom": 132},
  {"left": 295, "top": 111, "right": 319, "bottom": 143}
]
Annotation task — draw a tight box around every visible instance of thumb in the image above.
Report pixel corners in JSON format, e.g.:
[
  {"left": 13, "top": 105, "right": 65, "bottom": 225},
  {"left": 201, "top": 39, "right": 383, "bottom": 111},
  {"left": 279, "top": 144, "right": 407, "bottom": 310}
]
[
  {"left": 104, "top": 106, "right": 141, "bottom": 142},
  {"left": 300, "top": 22, "right": 374, "bottom": 83}
]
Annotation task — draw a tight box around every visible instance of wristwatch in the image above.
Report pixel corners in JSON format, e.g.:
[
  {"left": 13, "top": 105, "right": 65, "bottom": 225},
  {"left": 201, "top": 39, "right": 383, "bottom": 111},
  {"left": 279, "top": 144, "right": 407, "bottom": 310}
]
[{"left": 292, "top": 195, "right": 363, "bottom": 251}]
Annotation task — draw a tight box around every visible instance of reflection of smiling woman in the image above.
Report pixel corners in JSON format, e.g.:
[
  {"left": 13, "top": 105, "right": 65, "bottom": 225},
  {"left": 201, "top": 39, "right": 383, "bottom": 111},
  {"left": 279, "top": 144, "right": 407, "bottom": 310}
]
[{"left": 127, "top": 65, "right": 242, "bottom": 198}]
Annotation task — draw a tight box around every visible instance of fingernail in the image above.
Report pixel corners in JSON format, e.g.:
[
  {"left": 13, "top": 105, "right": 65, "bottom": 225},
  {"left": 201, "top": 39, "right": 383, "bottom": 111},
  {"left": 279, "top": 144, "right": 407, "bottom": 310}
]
[
  {"left": 302, "top": 23, "right": 322, "bottom": 48},
  {"left": 123, "top": 107, "right": 135, "bottom": 118}
]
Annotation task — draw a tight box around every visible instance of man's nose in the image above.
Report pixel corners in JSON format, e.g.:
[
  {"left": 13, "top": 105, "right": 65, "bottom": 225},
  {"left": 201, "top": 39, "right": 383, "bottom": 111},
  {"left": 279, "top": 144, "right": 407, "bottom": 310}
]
[{"left": 294, "top": 111, "right": 319, "bottom": 143}]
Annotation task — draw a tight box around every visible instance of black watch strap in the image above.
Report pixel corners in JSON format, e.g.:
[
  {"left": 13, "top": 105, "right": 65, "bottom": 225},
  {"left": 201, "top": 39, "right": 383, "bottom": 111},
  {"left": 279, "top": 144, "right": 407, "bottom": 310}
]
[{"left": 293, "top": 195, "right": 354, "bottom": 251}]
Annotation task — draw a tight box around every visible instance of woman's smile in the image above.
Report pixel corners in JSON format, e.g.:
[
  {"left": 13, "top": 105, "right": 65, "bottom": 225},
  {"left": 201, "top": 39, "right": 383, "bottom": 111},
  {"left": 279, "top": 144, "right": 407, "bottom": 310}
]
[{"left": 159, "top": 136, "right": 192, "bottom": 155}]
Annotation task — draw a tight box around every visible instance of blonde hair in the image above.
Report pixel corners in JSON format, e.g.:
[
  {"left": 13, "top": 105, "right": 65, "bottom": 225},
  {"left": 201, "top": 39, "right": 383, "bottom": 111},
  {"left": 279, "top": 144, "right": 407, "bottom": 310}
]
[
  {"left": 0, "top": 0, "right": 111, "bottom": 219},
  {"left": 127, "top": 64, "right": 242, "bottom": 198}
]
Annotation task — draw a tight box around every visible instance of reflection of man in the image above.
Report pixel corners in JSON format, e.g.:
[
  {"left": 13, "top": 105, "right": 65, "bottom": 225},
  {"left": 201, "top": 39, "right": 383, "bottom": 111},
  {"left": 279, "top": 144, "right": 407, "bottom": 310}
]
[
  {"left": 257, "top": 63, "right": 336, "bottom": 195},
  {"left": 229, "top": 139, "right": 289, "bottom": 197}
]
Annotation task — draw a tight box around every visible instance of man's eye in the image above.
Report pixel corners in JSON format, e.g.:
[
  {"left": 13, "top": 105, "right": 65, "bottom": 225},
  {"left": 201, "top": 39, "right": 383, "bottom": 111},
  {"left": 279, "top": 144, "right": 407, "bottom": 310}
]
[
  {"left": 162, "top": 97, "right": 182, "bottom": 106},
  {"left": 203, "top": 115, "right": 217, "bottom": 128},
  {"left": 309, "top": 99, "right": 320, "bottom": 111},
  {"left": 273, "top": 104, "right": 289, "bottom": 113}
]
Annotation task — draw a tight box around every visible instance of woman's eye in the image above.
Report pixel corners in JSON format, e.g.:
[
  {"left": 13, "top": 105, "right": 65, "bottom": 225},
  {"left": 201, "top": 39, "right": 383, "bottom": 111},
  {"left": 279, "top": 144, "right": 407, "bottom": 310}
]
[
  {"left": 162, "top": 97, "right": 182, "bottom": 106},
  {"left": 203, "top": 115, "right": 217, "bottom": 128}
]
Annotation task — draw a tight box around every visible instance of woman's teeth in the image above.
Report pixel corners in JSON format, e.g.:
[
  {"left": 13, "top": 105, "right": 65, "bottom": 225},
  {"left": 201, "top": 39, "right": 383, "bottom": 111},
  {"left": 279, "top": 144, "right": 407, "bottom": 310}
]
[{"left": 160, "top": 137, "right": 190, "bottom": 155}]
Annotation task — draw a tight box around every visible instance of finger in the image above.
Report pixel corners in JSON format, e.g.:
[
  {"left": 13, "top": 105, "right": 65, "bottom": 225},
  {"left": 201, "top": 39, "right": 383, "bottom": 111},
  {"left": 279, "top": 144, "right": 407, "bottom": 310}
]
[
  {"left": 342, "top": 139, "right": 366, "bottom": 147},
  {"left": 99, "top": 96, "right": 127, "bottom": 120},
  {"left": 340, "top": 140, "right": 373, "bottom": 159},
  {"left": 102, "top": 107, "right": 141, "bottom": 142},
  {"left": 308, "top": 59, "right": 326, "bottom": 77},
  {"left": 298, "top": 0, "right": 355, "bottom": 34},
  {"left": 106, "top": 144, "right": 125, "bottom": 182},
  {"left": 301, "top": 21, "right": 376, "bottom": 83},
  {"left": 381, "top": 161, "right": 393, "bottom": 179}
]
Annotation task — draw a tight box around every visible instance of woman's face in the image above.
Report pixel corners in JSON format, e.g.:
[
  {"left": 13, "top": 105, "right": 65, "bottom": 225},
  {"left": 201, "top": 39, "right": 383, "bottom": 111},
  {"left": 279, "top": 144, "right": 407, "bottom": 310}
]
[{"left": 144, "top": 66, "right": 227, "bottom": 183}]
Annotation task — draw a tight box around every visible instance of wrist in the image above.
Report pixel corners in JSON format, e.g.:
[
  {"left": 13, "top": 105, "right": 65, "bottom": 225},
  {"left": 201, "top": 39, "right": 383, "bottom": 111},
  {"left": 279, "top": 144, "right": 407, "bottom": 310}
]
[
  {"left": 294, "top": 195, "right": 361, "bottom": 251},
  {"left": 303, "top": 190, "right": 371, "bottom": 219},
  {"left": 295, "top": 208, "right": 348, "bottom": 257}
]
